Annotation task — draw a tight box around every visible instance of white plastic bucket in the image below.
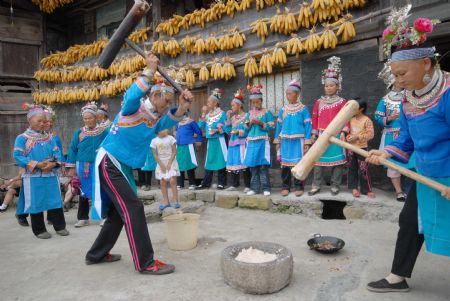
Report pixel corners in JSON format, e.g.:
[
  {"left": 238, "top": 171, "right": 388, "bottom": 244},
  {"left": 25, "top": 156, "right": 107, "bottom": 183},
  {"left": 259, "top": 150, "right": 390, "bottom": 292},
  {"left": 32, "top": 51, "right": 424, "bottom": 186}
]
[{"left": 163, "top": 213, "right": 200, "bottom": 251}]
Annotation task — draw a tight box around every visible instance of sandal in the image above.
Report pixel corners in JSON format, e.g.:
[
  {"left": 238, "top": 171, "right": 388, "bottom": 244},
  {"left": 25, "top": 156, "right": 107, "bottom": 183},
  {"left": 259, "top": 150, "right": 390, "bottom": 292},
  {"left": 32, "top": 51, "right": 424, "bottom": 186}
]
[
  {"left": 141, "top": 260, "right": 175, "bottom": 275},
  {"left": 367, "top": 192, "right": 376, "bottom": 198},
  {"left": 159, "top": 204, "right": 171, "bottom": 211},
  {"left": 171, "top": 202, "right": 181, "bottom": 209},
  {"left": 396, "top": 192, "right": 406, "bottom": 202},
  {"left": 352, "top": 189, "right": 361, "bottom": 198}
]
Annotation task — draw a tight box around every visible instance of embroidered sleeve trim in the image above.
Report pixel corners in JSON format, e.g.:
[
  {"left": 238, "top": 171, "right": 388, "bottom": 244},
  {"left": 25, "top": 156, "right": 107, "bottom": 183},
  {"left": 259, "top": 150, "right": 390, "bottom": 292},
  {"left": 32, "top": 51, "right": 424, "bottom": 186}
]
[
  {"left": 385, "top": 146, "right": 410, "bottom": 163},
  {"left": 375, "top": 110, "right": 386, "bottom": 116},
  {"left": 65, "top": 163, "right": 76, "bottom": 167},
  {"left": 136, "top": 77, "right": 151, "bottom": 93}
]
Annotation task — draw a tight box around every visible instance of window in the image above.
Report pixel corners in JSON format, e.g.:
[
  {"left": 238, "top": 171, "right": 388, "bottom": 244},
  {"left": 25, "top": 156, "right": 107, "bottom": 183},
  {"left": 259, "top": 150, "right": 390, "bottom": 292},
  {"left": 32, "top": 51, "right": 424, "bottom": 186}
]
[{"left": 252, "top": 69, "right": 300, "bottom": 114}]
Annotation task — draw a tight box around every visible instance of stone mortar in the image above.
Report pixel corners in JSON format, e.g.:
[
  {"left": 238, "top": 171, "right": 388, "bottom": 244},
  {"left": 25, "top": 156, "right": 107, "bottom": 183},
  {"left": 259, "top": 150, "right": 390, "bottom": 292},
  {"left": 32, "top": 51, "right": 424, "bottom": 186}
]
[{"left": 221, "top": 241, "right": 293, "bottom": 295}]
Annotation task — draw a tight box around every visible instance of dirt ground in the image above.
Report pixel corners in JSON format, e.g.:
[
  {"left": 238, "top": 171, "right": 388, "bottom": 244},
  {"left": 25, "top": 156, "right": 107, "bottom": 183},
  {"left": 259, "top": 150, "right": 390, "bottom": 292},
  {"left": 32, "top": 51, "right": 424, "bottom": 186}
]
[{"left": 0, "top": 204, "right": 449, "bottom": 301}]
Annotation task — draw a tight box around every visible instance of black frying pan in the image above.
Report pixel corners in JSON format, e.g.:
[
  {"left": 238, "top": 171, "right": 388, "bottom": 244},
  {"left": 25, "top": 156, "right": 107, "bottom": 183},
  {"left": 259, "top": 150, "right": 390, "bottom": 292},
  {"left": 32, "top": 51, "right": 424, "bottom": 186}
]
[{"left": 307, "top": 234, "right": 345, "bottom": 254}]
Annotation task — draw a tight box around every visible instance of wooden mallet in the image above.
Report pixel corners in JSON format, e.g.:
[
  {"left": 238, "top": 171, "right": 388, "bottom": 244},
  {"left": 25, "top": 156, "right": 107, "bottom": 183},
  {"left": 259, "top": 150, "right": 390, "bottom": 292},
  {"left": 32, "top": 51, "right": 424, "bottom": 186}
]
[{"left": 291, "top": 100, "right": 448, "bottom": 194}]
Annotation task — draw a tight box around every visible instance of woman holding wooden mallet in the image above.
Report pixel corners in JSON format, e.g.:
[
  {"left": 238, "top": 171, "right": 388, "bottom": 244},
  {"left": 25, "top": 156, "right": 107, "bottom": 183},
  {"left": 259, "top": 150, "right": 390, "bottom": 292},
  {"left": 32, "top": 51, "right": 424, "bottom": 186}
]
[{"left": 366, "top": 9, "right": 450, "bottom": 293}]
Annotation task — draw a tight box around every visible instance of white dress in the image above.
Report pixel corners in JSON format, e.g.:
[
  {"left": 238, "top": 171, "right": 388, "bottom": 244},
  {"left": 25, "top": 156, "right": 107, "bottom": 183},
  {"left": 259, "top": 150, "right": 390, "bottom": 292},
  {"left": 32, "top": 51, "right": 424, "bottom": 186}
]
[{"left": 151, "top": 135, "right": 180, "bottom": 180}]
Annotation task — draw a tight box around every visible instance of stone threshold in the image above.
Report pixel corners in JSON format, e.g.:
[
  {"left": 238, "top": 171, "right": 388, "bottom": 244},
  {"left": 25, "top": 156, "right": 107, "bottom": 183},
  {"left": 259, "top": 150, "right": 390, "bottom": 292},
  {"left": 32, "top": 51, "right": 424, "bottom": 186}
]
[{"left": 138, "top": 186, "right": 404, "bottom": 224}]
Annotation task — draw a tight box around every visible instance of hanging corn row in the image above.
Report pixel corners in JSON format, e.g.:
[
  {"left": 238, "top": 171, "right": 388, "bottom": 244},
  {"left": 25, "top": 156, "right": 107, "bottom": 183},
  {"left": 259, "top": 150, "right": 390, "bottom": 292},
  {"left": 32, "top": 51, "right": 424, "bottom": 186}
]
[
  {"left": 33, "top": 74, "right": 138, "bottom": 104},
  {"left": 152, "top": 28, "right": 246, "bottom": 57},
  {"left": 34, "top": 55, "right": 146, "bottom": 83},
  {"left": 39, "top": 27, "right": 150, "bottom": 69},
  {"left": 31, "top": 0, "right": 74, "bottom": 13},
  {"left": 156, "top": 0, "right": 287, "bottom": 37},
  {"left": 250, "top": 0, "right": 366, "bottom": 43},
  {"left": 154, "top": 0, "right": 368, "bottom": 58},
  {"left": 244, "top": 14, "right": 357, "bottom": 77}
]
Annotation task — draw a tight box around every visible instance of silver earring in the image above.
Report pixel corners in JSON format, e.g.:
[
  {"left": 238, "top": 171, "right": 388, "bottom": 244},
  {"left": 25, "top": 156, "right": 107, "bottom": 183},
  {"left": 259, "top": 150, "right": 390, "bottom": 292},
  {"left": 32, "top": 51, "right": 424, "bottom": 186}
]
[{"left": 423, "top": 73, "right": 432, "bottom": 84}]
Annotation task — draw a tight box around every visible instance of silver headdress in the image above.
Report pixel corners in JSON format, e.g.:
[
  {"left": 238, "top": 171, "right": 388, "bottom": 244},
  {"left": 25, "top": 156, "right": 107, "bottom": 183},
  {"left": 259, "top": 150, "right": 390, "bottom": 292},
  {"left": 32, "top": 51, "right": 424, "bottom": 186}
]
[
  {"left": 377, "top": 60, "right": 395, "bottom": 89},
  {"left": 321, "top": 56, "right": 342, "bottom": 88}
]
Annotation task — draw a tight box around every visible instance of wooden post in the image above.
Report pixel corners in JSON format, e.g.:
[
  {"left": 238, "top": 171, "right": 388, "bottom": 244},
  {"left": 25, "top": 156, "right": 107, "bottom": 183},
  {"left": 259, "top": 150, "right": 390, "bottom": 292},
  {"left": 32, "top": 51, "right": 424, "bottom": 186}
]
[{"left": 152, "top": 0, "right": 161, "bottom": 41}]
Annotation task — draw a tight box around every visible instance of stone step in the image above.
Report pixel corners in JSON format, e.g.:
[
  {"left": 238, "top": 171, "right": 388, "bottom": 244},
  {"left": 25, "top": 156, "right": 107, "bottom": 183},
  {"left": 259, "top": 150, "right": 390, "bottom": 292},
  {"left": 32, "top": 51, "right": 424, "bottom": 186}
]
[{"left": 139, "top": 187, "right": 404, "bottom": 223}]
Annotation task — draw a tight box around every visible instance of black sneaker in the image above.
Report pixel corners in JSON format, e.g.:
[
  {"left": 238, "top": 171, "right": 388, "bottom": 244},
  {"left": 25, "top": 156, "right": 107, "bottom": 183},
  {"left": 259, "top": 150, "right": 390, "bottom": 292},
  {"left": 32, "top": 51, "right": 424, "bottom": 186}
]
[
  {"left": 308, "top": 188, "right": 321, "bottom": 196},
  {"left": 396, "top": 192, "right": 407, "bottom": 202},
  {"left": 140, "top": 260, "right": 175, "bottom": 275},
  {"left": 16, "top": 215, "right": 29, "bottom": 227},
  {"left": 331, "top": 186, "right": 340, "bottom": 196},
  {"left": 367, "top": 279, "right": 410, "bottom": 293},
  {"left": 217, "top": 185, "right": 225, "bottom": 190},
  {"left": 0, "top": 205, "right": 8, "bottom": 212},
  {"left": 86, "top": 253, "right": 122, "bottom": 265}
]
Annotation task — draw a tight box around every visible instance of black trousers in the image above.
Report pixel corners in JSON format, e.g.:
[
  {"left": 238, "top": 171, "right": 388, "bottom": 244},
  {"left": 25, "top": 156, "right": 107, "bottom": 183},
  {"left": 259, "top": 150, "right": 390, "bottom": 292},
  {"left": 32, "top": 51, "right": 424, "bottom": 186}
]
[
  {"left": 201, "top": 168, "right": 226, "bottom": 187},
  {"left": 347, "top": 150, "right": 372, "bottom": 194},
  {"left": 281, "top": 166, "right": 304, "bottom": 191},
  {"left": 137, "top": 170, "right": 152, "bottom": 186},
  {"left": 177, "top": 169, "right": 196, "bottom": 187},
  {"left": 230, "top": 169, "right": 251, "bottom": 188},
  {"left": 86, "top": 155, "right": 154, "bottom": 271},
  {"left": 77, "top": 197, "right": 90, "bottom": 220},
  {"left": 391, "top": 183, "right": 424, "bottom": 278},
  {"left": 31, "top": 208, "right": 66, "bottom": 236}
]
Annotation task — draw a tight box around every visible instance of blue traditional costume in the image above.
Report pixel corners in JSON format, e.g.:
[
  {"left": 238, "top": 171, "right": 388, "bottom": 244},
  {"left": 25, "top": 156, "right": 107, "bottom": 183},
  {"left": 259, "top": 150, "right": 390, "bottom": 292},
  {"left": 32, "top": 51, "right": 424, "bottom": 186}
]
[
  {"left": 382, "top": 12, "right": 450, "bottom": 257},
  {"left": 197, "top": 88, "right": 227, "bottom": 189},
  {"left": 244, "top": 84, "right": 274, "bottom": 195},
  {"left": 176, "top": 113, "right": 203, "bottom": 189},
  {"left": 14, "top": 104, "right": 67, "bottom": 237},
  {"left": 85, "top": 76, "right": 183, "bottom": 272},
  {"left": 66, "top": 102, "right": 108, "bottom": 224},
  {"left": 224, "top": 89, "right": 251, "bottom": 190},
  {"left": 366, "top": 8, "right": 449, "bottom": 292},
  {"left": 310, "top": 57, "right": 348, "bottom": 195},
  {"left": 274, "top": 79, "right": 312, "bottom": 195}
]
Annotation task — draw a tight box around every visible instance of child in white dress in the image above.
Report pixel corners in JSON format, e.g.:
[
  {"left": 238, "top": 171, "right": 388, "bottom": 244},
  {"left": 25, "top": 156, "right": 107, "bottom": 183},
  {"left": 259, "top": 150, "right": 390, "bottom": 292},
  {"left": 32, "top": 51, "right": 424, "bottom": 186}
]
[{"left": 151, "top": 129, "right": 181, "bottom": 211}]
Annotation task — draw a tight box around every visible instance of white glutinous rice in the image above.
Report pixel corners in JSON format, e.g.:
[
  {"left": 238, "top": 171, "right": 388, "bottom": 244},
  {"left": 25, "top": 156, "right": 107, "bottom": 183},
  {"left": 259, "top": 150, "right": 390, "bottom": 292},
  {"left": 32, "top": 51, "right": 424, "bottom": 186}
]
[{"left": 235, "top": 247, "right": 277, "bottom": 263}]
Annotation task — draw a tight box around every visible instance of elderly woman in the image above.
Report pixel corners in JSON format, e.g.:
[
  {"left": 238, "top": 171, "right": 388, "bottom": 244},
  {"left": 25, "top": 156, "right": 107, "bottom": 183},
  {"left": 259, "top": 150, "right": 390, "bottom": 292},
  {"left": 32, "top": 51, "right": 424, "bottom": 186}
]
[
  {"left": 367, "top": 12, "right": 450, "bottom": 292},
  {"left": 14, "top": 104, "right": 68, "bottom": 239},
  {"left": 196, "top": 88, "right": 228, "bottom": 190},
  {"left": 85, "top": 53, "right": 193, "bottom": 275},
  {"left": 97, "top": 103, "right": 112, "bottom": 129},
  {"left": 66, "top": 103, "right": 108, "bottom": 228}
]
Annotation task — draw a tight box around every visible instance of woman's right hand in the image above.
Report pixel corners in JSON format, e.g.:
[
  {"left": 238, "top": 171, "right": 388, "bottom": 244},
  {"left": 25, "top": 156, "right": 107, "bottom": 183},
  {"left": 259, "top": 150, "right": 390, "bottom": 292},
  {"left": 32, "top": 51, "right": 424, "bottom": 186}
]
[
  {"left": 145, "top": 52, "right": 159, "bottom": 73},
  {"left": 160, "top": 165, "right": 167, "bottom": 174},
  {"left": 366, "top": 150, "right": 391, "bottom": 165},
  {"left": 389, "top": 112, "right": 400, "bottom": 121}
]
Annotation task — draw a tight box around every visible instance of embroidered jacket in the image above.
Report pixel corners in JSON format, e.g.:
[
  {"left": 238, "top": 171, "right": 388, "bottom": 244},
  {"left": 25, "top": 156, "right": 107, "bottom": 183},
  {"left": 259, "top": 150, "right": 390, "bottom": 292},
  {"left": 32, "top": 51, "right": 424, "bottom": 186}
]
[
  {"left": 244, "top": 109, "right": 275, "bottom": 141},
  {"left": 312, "top": 97, "right": 349, "bottom": 135},
  {"left": 374, "top": 93, "right": 403, "bottom": 135},
  {"left": 198, "top": 108, "right": 227, "bottom": 139},
  {"left": 66, "top": 126, "right": 109, "bottom": 166},
  {"left": 274, "top": 102, "right": 312, "bottom": 144},
  {"left": 224, "top": 113, "right": 248, "bottom": 146},
  {"left": 14, "top": 129, "right": 63, "bottom": 173},
  {"left": 385, "top": 72, "right": 450, "bottom": 177},
  {"left": 100, "top": 77, "right": 182, "bottom": 169}
]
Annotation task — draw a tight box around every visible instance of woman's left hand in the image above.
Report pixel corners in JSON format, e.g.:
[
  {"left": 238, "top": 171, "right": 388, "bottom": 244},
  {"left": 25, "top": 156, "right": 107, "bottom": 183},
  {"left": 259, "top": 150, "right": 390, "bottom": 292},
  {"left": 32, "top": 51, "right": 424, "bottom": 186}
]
[{"left": 179, "top": 89, "right": 194, "bottom": 110}]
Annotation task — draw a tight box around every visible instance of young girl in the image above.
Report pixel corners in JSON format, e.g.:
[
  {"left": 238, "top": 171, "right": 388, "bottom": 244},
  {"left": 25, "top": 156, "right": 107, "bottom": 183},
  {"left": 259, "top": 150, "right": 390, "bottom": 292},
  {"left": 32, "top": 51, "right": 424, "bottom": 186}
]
[
  {"left": 224, "top": 89, "right": 250, "bottom": 192},
  {"left": 197, "top": 88, "right": 227, "bottom": 190},
  {"left": 244, "top": 84, "right": 275, "bottom": 196},
  {"left": 347, "top": 99, "right": 375, "bottom": 198},
  {"left": 14, "top": 103, "right": 68, "bottom": 239},
  {"left": 151, "top": 129, "right": 180, "bottom": 211},
  {"left": 309, "top": 56, "right": 348, "bottom": 196},
  {"left": 176, "top": 110, "right": 203, "bottom": 190},
  {"left": 274, "top": 79, "right": 312, "bottom": 197}
]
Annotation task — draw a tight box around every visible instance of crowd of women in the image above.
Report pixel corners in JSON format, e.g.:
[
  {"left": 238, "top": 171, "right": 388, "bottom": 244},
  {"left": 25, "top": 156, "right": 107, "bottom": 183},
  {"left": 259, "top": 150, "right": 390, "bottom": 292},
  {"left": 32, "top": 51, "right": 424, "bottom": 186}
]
[{"left": 0, "top": 6, "right": 449, "bottom": 289}]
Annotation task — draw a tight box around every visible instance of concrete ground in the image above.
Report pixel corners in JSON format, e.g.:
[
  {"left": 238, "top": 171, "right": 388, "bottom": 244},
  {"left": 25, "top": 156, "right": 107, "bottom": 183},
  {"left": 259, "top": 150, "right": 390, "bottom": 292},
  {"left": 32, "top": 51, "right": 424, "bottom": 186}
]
[{"left": 0, "top": 200, "right": 449, "bottom": 301}]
